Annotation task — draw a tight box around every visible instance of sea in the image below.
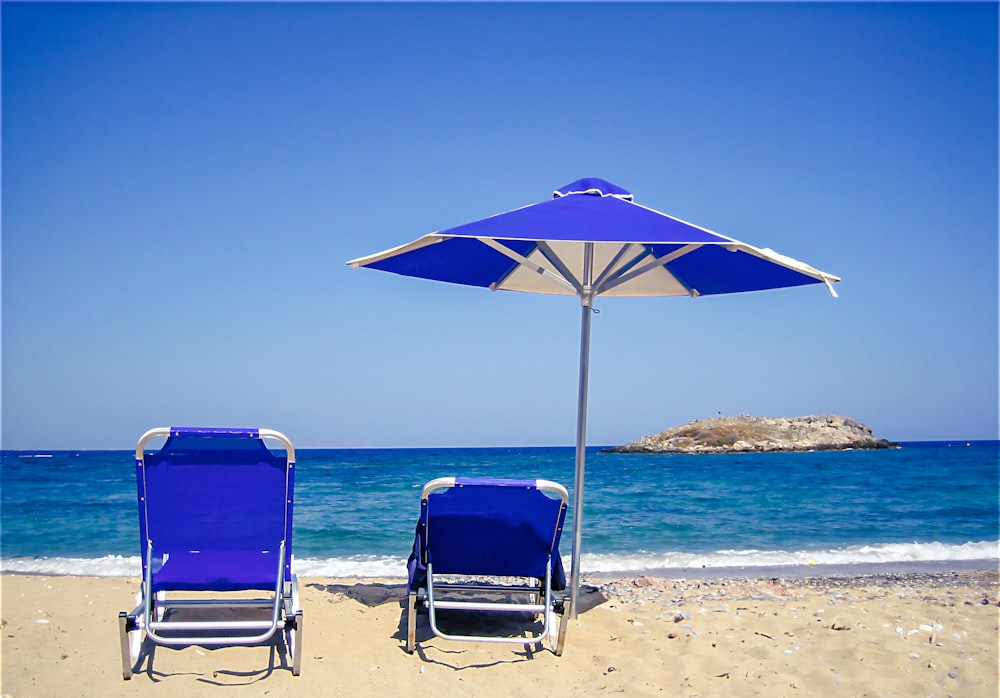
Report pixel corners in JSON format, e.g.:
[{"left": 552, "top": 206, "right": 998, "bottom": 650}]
[{"left": 1, "top": 442, "right": 997, "bottom": 579}]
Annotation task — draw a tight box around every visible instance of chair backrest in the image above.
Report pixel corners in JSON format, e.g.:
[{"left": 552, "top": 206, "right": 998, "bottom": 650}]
[
  {"left": 421, "top": 477, "right": 567, "bottom": 578},
  {"left": 135, "top": 427, "right": 295, "bottom": 583}
]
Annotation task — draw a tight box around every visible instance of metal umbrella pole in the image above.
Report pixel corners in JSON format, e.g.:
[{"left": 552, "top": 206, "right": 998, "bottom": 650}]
[{"left": 569, "top": 242, "right": 594, "bottom": 620}]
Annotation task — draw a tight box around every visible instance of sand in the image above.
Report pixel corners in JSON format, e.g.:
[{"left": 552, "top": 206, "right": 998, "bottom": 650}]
[{"left": 1, "top": 569, "right": 997, "bottom": 697}]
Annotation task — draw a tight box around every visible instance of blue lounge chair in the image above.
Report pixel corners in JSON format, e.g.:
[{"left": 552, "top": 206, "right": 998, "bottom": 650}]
[
  {"left": 406, "top": 477, "right": 571, "bottom": 655},
  {"left": 118, "top": 427, "right": 302, "bottom": 679}
]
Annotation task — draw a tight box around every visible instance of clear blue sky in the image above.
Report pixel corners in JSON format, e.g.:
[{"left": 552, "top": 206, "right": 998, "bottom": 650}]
[{"left": 2, "top": 1, "right": 997, "bottom": 449}]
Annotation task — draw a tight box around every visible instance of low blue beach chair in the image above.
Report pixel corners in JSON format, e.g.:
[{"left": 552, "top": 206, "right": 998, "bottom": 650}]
[
  {"left": 118, "top": 427, "right": 302, "bottom": 679},
  {"left": 406, "top": 477, "right": 571, "bottom": 655}
]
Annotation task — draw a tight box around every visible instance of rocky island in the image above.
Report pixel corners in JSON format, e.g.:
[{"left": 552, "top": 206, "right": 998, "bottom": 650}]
[{"left": 604, "top": 414, "right": 897, "bottom": 454}]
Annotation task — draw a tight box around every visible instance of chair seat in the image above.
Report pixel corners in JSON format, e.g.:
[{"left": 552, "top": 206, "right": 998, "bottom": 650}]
[{"left": 151, "top": 550, "right": 284, "bottom": 592}]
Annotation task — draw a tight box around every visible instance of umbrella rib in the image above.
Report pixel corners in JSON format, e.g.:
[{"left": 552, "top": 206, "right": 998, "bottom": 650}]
[
  {"left": 476, "top": 237, "right": 579, "bottom": 293},
  {"left": 599, "top": 243, "right": 703, "bottom": 295},
  {"left": 591, "top": 244, "right": 649, "bottom": 295},
  {"left": 346, "top": 234, "right": 444, "bottom": 268},
  {"left": 733, "top": 243, "right": 841, "bottom": 297},
  {"left": 535, "top": 241, "right": 585, "bottom": 295}
]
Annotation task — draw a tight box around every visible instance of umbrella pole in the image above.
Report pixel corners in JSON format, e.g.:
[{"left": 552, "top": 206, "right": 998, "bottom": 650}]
[{"left": 570, "top": 243, "right": 594, "bottom": 620}]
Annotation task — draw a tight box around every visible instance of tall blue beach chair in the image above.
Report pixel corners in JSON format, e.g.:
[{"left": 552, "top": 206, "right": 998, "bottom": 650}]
[
  {"left": 406, "top": 477, "right": 571, "bottom": 655},
  {"left": 118, "top": 427, "right": 302, "bottom": 679}
]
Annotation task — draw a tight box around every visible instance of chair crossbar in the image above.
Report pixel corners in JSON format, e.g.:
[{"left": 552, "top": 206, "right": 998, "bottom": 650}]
[
  {"left": 147, "top": 630, "right": 280, "bottom": 646},
  {"left": 150, "top": 619, "right": 278, "bottom": 632},
  {"left": 146, "top": 606, "right": 282, "bottom": 645},
  {"left": 153, "top": 598, "right": 277, "bottom": 609},
  {"left": 158, "top": 599, "right": 274, "bottom": 608},
  {"left": 431, "top": 582, "right": 541, "bottom": 595},
  {"left": 150, "top": 617, "right": 278, "bottom": 628},
  {"left": 432, "top": 628, "right": 553, "bottom": 645},
  {"left": 428, "top": 600, "right": 547, "bottom": 614}
]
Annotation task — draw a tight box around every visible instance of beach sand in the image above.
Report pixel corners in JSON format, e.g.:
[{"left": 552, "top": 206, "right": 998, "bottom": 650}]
[{"left": 1, "top": 570, "right": 997, "bottom": 697}]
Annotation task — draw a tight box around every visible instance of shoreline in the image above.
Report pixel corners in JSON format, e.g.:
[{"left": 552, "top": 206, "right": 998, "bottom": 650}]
[
  {"left": 2, "top": 569, "right": 997, "bottom": 696},
  {"left": 615, "top": 558, "right": 1000, "bottom": 581},
  {"left": 2, "top": 557, "right": 996, "bottom": 582}
]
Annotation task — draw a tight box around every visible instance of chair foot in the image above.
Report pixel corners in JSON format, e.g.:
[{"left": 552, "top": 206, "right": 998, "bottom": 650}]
[
  {"left": 554, "top": 596, "right": 571, "bottom": 656},
  {"left": 405, "top": 591, "right": 417, "bottom": 653},
  {"left": 118, "top": 610, "right": 142, "bottom": 679},
  {"left": 285, "top": 609, "right": 303, "bottom": 676}
]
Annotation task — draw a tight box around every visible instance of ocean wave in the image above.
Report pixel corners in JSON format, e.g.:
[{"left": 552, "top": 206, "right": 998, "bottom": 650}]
[
  {"left": 0, "top": 555, "right": 141, "bottom": 577},
  {"left": 3, "top": 540, "right": 996, "bottom": 578},
  {"left": 579, "top": 540, "right": 1000, "bottom": 573}
]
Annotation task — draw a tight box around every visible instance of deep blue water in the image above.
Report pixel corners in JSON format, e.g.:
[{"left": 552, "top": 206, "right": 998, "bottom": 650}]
[{"left": 1, "top": 442, "right": 997, "bottom": 577}]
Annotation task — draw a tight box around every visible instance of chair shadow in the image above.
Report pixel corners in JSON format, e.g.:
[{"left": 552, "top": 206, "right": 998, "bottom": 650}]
[
  {"left": 401, "top": 606, "right": 546, "bottom": 669},
  {"left": 126, "top": 582, "right": 611, "bottom": 677},
  {"left": 127, "top": 607, "right": 297, "bottom": 683},
  {"left": 372, "top": 582, "right": 609, "bottom": 669}
]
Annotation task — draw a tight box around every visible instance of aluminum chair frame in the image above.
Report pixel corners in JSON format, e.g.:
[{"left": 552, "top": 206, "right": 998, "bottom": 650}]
[
  {"left": 406, "top": 477, "right": 571, "bottom": 656},
  {"left": 118, "top": 427, "right": 302, "bottom": 679}
]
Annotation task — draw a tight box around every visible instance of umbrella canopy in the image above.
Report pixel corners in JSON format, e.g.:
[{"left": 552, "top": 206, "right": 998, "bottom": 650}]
[{"left": 347, "top": 177, "right": 840, "bottom": 616}]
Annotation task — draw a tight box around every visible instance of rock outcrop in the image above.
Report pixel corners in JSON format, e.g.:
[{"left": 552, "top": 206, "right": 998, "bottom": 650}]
[{"left": 604, "top": 415, "right": 897, "bottom": 454}]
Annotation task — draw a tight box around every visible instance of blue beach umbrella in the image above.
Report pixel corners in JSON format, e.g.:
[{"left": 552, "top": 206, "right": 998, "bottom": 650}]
[{"left": 347, "top": 177, "right": 840, "bottom": 617}]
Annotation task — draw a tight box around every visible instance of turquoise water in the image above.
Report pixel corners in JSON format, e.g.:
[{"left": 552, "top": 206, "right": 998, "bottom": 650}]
[{"left": 1, "top": 442, "right": 997, "bottom": 577}]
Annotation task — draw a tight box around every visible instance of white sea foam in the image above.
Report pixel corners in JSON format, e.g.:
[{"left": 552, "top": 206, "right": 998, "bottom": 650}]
[
  {"left": 0, "top": 555, "right": 141, "bottom": 577},
  {"left": 579, "top": 540, "right": 1000, "bottom": 573},
  {"left": 294, "top": 555, "right": 409, "bottom": 578},
  {"left": 3, "top": 540, "right": 996, "bottom": 578}
]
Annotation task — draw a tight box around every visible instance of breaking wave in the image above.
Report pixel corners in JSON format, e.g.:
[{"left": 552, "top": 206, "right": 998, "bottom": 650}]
[{"left": 3, "top": 540, "right": 995, "bottom": 578}]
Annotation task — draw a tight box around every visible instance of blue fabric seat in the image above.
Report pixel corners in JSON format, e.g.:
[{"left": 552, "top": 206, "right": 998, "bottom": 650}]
[
  {"left": 117, "top": 427, "right": 302, "bottom": 679},
  {"left": 147, "top": 551, "right": 284, "bottom": 593},
  {"left": 406, "top": 477, "right": 570, "bottom": 655}
]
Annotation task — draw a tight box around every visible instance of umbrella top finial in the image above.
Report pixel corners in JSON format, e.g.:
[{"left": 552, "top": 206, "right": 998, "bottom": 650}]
[{"left": 553, "top": 178, "right": 633, "bottom": 201}]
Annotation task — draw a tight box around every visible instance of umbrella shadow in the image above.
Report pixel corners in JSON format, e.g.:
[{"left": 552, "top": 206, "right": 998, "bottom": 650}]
[
  {"left": 574, "top": 583, "right": 610, "bottom": 614},
  {"left": 303, "top": 580, "right": 604, "bottom": 613},
  {"left": 306, "top": 580, "right": 408, "bottom": 607}
]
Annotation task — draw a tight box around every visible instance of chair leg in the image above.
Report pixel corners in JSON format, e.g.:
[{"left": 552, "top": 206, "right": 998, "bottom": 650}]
[
  {"left": 118, "top": 611, "right": 134, "bottom": 680},
  {"left": 285, "top": 575, "right": 302, "bottom": 676},
  {"left": 554, "top": 596, "right": 571, "bottom": 656},
  {"left": 289, "top": 609, "right": 303, "bottom": 676},
  {"left": 406, "top": 590, "right": 417, "bottom": 653}
]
